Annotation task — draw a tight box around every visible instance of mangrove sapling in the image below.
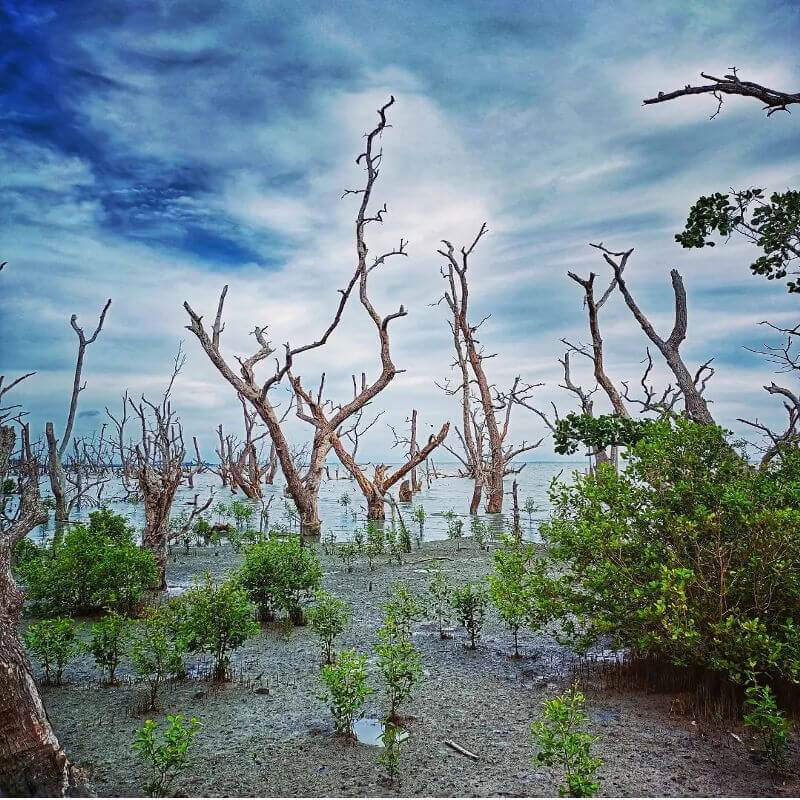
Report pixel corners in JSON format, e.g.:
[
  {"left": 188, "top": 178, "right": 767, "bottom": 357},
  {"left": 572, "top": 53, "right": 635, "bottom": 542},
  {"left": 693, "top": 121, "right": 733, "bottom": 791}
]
[
  {"left": 523, "top": 497, "right": 538, "bottom": 525},
  {"left": 489, "top": 536, "right": 540, "bottom": 657},
  {"left": 378, "top": 720, "right": 404, "bottom": 785},
  {"left": 452, "top": 582, "right": 488, "bottom": 649},
  {"left": 365, "top": 521, "right": 385, "bottom": 570},
  {"left": 374, "top": 623, "right": 422, "bottom": 723},
  {"left": 445, "top": 511, "right": 464, "bottom": 551},
  {"left": 743, "top": 681, "right": 790, "bottom": 772},
  {"left": 130, "top": 607, "right": 187, "bottom": 711},
  {"left": 318, "top": 649, "right": 374, "bottom": 737},
  {"left": 322, "top": 529, "right": 337, "bottom": 556},
  {"left": 531, "top": 682, "right": 603, "bottom": 798},
  {"left": 88, "top": 609, "right": 130, "bottom": 684},
  {"left": 398, "top": 523, "right": 412, "bottom": 554},
  {"left": 213, "top": 501, "right": 230, "bottom": 524},
  {"left": 181, "top": 574, "right": 259, "bottom": 681},
  {"left": 428, "top": 568, "right": 452, "bottom": 638},
  {"left": 336, "top": 540, "right": 359, "bottom": 573},
  {"left": 23, "top": 617, "right": 80, "bottom": 685},
  {"left": 411, "top": 505, "right": 426, "bottom": 547},
  {"left": 238, "top": 537, "right": 322, "bottom": 623},
  {"left": 132, "top": 714, "right": 201, "bottom": 797},
  {"left": 383, "top": 583, "right": 426, "bottom": 640},
  {"left": 353, "top": 526, "right": 366, "bottom": 554},
  {"left": 308, "top": 591, "right": 351, "bottom": 665},
  {"left": 339, "top": 491, "right": 352, "bottom": 512},
  {"left": 470, "top": 515, "right": 487, "bottom": 551},
  {"left": 230, "top": 499, "right": 254, "bottom": 530}
]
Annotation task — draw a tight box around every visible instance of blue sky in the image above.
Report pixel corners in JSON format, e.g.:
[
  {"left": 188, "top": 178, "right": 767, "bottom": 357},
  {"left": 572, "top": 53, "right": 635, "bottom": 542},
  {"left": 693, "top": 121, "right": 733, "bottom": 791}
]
[{"left": 2, "top": 0, "right": 800, "bottom": 460}]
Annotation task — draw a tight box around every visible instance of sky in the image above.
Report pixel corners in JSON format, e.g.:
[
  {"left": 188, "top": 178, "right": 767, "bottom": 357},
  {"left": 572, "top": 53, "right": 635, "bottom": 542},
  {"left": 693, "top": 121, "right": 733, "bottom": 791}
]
[{"left": 2, "top": 0, "right": 800, "bottom": 462}]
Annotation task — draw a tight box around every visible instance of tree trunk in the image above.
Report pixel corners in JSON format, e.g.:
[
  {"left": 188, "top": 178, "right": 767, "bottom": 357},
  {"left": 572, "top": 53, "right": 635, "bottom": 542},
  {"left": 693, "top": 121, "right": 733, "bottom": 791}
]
[
  {"left": 45, "top": 424, "right": 67, "bottom": 547},
  {"left": 367, "top": 495, "right": 386, "bottom": 521},
  {"left": 468, "top": 478, "right": 483, "bottom": 515},
  {"left": 398, "top": 480, "right": 412, "bottom": 502},
  {"left": 0, "top": 614, "right": 75, "bottom": 796}
]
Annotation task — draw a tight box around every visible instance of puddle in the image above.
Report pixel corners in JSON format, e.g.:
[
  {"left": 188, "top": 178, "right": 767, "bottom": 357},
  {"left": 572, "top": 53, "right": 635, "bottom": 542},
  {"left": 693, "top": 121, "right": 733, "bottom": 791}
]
[{"left": 353, "top": 718, "right": 409, "bottom": 747}]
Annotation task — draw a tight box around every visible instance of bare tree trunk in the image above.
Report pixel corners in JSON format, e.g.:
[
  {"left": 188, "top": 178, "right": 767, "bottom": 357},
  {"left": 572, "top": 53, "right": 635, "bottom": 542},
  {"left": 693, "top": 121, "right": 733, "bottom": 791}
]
[
  {"left": 409, "top": 409, "right": 421, "bottom": 492},
  {"left": 0, "top": 424, "right": 78, "bottom": 796},
  {"left": 469, "top": 477, "right": 483, "bottom": 515},
  {"left": 139, "top": 465, "right": 180, "bottom": 590}
]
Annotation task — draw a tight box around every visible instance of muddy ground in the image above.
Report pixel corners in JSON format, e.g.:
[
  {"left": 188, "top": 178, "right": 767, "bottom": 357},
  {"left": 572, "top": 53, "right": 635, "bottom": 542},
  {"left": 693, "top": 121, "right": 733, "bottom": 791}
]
[{"left": 29, "top": 537, "right": 799, "bottom": 797}]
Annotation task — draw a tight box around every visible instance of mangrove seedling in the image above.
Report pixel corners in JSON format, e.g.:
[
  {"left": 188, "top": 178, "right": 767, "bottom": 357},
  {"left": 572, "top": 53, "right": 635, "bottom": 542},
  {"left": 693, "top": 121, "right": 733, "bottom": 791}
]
[
  {"left": 88, "top": 609, "right": 130, "bottom": 684},
  {"left": 318, "top": 649, "right": 373, "bottom": 737},
  {"left": 452, "top": 582, "right": 488, "bottom": 649},
  {"left": 23, "top": 616, "right": 80, "bottom": 685},
  {"left": 132, "top": 714, "right": 201, "bottom": 797},
  {"left": 308, "top": 590, "right": 351, "bottom": 665}
]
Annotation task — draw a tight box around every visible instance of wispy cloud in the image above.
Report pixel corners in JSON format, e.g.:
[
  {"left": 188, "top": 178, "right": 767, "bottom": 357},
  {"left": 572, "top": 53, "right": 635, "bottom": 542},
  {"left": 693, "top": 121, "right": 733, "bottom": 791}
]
[{"left": 2, "top": 0, "right": 799, "bottom": 458}]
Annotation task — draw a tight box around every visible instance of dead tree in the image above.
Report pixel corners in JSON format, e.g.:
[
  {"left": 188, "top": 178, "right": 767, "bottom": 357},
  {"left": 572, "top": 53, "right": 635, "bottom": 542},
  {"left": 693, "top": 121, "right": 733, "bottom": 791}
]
[
  {"left": 108, "top": 349, "right": 201, "bottom": 588},
  {"left": 184, "top": 97, "right": 406, "bottom": 538},
  {"left": 295, "top": 377, "right": 449, "bottom": 519},
  {"left": 644, "top": 67, "right": 800, "bottom": 118},
  {"left": 593, "top": 243, "right": 716, "bottom": 425},
  {"left": 45, "top": 299, "right": 111, "bottom": 545},
  {"left": 211, "top": 394, "right": 277, "bottom": 499},
  {"left": 388, "top": 409, "right": 426, "bottom": 499},
  {"left": 438, "top": 224, "right": 544, "bottom": 512},
  {"left": 0, "top": 382, "right": 78, "bottom": 794}
]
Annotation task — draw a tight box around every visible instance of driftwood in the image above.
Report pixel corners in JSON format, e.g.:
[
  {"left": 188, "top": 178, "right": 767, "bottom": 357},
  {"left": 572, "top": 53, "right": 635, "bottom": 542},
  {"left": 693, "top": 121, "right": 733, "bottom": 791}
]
[{"left": 444, "top": 739, "right": 479, "bottom": 761}]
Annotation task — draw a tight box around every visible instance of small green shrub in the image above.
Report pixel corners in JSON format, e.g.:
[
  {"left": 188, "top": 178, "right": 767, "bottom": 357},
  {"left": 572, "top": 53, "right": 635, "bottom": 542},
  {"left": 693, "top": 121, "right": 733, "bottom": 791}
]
[
  {"left": 452, "top": 582, "right": 488, "bottom": 649},
  {"left": 375, "top": 626, "right": 422, "bottom": 722},
  {"left": 470, "top": 515, "right": 487, "bottom": 550},
  {"left": 428, "top": 568, "right": 452, "bottom": 638},
  {"left": 238, "top": 537, "right": 322, "bottom": 623},
  {"left": 88, "top": 609, "right": 130, "bottom": 684},
  {"left": 398, "top": 523, "right": 411, "bottom": 554},
  {"left": 365, "top": 522, "right": 385, "bottom": 570},
  {"left": 411, "top": 506, "right": 426, "bottom": 547},
  {"left": 308, "top": 591, "right": 351, "bottom": 665},
  {"left": 489, "top": 537, "right": 544, "bottom": 657},
  {"left": 378, "top": 721, "right": 405, "bottom": 784},
  {"left": 23, "top": 617, "right": 79, "bottom": 685},
  {"left": 230, "top": 499, "right": 254, "bottom": 529},
  {"left": 531, "top": 682, "right": 603, "bottom": 797},
  {"left": 318, "top": 649, "right": 373, "bottom": 737},
  {"left": 383, "top": 583, "right": 426, "bottom": 640},
  {"left": 132, "top": 714, "right": 201, "bottom": 797},
  {"left": 181, "top": 574, "right": 258, "bottom": 681},
  {"left": 18, "top": 509, "right": 157, "bottom": 615},
  {"left": 336, "top": 540, "right": 359, "bottom": 573},
  {"left": 130, "top": 606, "right": 186, "bottom": 711},
  {"left": 743, "top": 681, "right": 790, "bottom": 772}
]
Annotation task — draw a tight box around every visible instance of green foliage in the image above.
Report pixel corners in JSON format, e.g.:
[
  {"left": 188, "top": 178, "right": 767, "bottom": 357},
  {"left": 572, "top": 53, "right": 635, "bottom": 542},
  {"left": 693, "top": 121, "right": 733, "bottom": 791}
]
[
  {"left": 451, "top": 582, "right": 488, "bottom": 649},
  {"left": 523, "top": 497, "right": 538, "bottom": 522},
  {"left": 238, "top": 537, "right": 322, "bottom": 622},
  {"left": 383, "top": 583, "right": 426, "bottom": 640},
  {"left": 23, "top": 617, "right": 79, "bottom": 685},
  {"left": 365, "top": 522, "right": 385, "bottom": 570},
  {"left": 470, "top": 515, "right": 487, "bottom": 550},
  {"left": 88, "top": 610, "right": 130, "bottom": 684},
  {"left": 553, "top": 412, "right": 652, "bottom": 456},
  {"left": 17, "top": 509, "right": 157, "bottom": 615},
  {"left": 132, "top": 715, "right": 201, "bottom": 797},
  {"left": 308, "top": 591, "right": 351, "bottom": 665},
  {"left": 489, "top": 537, "right": 546, "bottom": 657},
  {"left": 2, "top": 476, "right": 16, "bottom": 494},
  {"left": 531, "top": 682, "right": 603, "bottom": 797},
  {"left": 130, "top": 605, "right": 187, "bottom": 711},
  {"left": 213, "top": 501, "right": 230, "bottom": 522},
  {"left": 339, "top": 491, "right": 352, "bottom": 509},
  {"left": 180, "top": 574, "right": 258, "bottom": 681},
  {"left": 318, "top": 649, "right": 373, "bottom": 737},
  {"left": 11, "top": 536, "right": 41, "bottom": 571},
  {"left": 230, "top": 499, "right": 254, "bottom": 529},
  {"left": 374, "top": 625, "right": 422, "bottom": 722},
  {"left": 445, "top": 511, "right": 464, "bottom": 550},
  {"left": 743, "top": 681, "right": 790, "bottom": 772},
  {"left": 336, "top": 540, "right": 359, "bottom": 573},
  {"left": 411, "top": 505, "right": 426, "bottom": 547},
  {"left": 676, "top": 188, "right": 800, "bottom": 293},
  {"left": 378, "top": 721, "right": 405, "bottom": 784},
  {"left": 536, "top": 417, "right": 800, "bottom": 686},
  {"left": 428, "top": 568, "right": 452, "bottom": 638},
  {"left": 398, "top": 523, "right": 411, "bottom": 554}
]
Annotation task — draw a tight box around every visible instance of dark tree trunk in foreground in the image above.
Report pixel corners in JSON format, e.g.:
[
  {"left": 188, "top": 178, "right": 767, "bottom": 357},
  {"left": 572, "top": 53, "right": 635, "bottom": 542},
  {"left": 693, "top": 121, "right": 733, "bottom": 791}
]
[{"left": 0, "top": 419, "right": 78, "bottom": 796}]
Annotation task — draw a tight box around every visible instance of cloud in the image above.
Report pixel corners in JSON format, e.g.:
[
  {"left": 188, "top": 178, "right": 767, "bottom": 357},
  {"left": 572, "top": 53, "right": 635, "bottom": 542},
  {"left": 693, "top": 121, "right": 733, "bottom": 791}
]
[{"left": 2, "top": 0, "right": 799, "bottom": 460}]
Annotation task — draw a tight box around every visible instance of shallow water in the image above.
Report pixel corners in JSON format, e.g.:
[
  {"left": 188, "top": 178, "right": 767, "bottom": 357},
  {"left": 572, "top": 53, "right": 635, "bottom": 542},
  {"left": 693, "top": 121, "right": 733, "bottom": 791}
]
[
  {"left": 352, "top": 717, "right": 409, "bottom": 747},
  {"left": 33, "top": 460, "right": 583, "bottom": 543}
]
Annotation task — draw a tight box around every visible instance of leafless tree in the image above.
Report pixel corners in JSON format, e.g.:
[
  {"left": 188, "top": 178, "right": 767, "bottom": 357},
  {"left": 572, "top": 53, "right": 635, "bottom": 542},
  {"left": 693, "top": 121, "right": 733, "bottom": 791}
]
[
  {"left": 643, "top": 67, "right": 800, "bottom": 118},
  {"left": 0, "top": 373, "right": 79, "bottom": 794},
  {"left": 438, "top": 224, "right": 545, "bottom": 512},
  {"left": 592, "top": 243, "right": 716, "bottom": 425},
  {"left": 45, "top": 299, "right": 111, "bottom": 544},
  {"left": 185, "top": 97, "right": 408, "bottom": 538},
  {"left": 107, "top": 348, "right": 204, "bottom": 588}
]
